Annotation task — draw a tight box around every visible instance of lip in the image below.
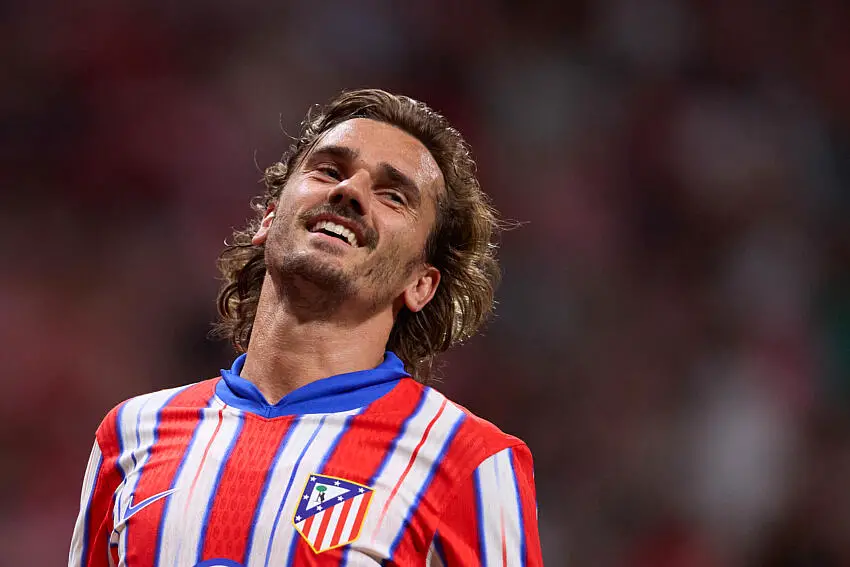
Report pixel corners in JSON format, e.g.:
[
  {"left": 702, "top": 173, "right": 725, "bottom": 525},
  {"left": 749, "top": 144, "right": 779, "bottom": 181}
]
[
  {"left": 309, "top": 230, "right": 357, "bottom": 251},
  {"left": 305, "top": 213, "right": 366, "bottom": 248}
]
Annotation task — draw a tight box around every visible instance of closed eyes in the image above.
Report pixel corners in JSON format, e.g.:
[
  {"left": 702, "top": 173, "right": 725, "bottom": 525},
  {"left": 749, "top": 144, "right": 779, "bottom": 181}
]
[
  {"left": 382, "top": 190, "right": 406, "bottom": 205},
  {"left": 316, "top": 165, "right": 342, "bottom": 180}
]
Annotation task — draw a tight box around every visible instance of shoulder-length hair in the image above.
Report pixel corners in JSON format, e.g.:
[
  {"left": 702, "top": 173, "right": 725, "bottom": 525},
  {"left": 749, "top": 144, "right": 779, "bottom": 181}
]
[{"left": 213, "top": 89, "right": 502, "bottom": 383}]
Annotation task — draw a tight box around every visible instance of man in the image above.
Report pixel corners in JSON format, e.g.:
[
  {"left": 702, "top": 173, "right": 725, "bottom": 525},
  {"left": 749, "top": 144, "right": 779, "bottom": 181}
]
[{"left": 69, "top": 89, "right": 543, "bottom": 566}]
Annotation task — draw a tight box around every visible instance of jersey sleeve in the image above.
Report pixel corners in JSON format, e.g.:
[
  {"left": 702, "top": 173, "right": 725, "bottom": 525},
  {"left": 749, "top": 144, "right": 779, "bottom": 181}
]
[
  {"left": 69, "top": 411, "right": 124, "bottom": 567},
  {"left": 428, "top": 443, "right": 544, "bottom": 566}
]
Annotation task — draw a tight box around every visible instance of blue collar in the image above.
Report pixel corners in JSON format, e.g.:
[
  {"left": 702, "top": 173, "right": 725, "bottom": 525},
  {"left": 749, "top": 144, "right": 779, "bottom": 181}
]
[{"left": 215, "top": 352, "right": 409, "bottom": 418}]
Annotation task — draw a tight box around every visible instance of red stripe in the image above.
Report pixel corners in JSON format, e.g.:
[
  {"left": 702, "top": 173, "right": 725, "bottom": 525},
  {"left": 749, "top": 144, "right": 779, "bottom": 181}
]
[
  {"left": 82, "top": 403, "right": 126, "bottom": 567},
  {"left": 122, "top": 381, "right": 216, "bottom": 567},
  {"left": 349, "top": 491, "right": 372, "bottom": 541},
  {"left": 329, "top": 497, "right": 355, "bottom": 547},
  {"left": 313, "top": 506, "right": 335, "bottom": 550},
  {"left": 301, "top": 514, "right": 315, "bottom": 541},
  {"left": 200, "top": 415, "right": 294, "bottom": 561},
  {"left": 374, "top": 399, "right": 448, "bottom": 531},
  {"left": 321, "top": 381, "right": 425, "bottom": 483},
  {"left": 440, "top": 469, "right": 484, "bottom": 566}
]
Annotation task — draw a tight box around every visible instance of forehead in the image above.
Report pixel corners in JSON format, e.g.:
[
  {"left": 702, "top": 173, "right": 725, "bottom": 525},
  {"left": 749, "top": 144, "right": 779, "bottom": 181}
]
[{"left": 310, "top": 118, "right": 444, "bottom": 198}]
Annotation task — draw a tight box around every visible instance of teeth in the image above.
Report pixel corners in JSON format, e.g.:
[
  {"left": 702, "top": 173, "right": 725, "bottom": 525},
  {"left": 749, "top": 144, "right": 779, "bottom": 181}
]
[{"left": 314, "top": 220, "right": 358, "bottom": 247}]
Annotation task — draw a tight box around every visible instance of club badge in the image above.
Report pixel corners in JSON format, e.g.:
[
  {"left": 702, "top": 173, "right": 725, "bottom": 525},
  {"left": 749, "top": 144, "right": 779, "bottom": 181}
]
[{"left": 292, "top": 473, "right": 374, "bottom": 554}]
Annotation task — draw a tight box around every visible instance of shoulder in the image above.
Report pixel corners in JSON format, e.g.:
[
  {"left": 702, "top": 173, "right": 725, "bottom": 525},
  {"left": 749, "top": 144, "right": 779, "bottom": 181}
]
[
  {"left": 402, "top": 379, "right": 530, "bottom": 469},
  {"left": 94, "top": 378, "right": 220, "bottom": 453}
]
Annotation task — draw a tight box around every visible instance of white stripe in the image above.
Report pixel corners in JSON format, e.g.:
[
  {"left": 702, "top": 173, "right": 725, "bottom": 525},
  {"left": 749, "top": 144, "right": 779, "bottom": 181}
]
[
  {"left": 319, "top": 499, "right": 345, "bottom": 550},
  {"left": 476, "top": 453, "right": 503, "bottom": 566},
  {"left": 156, "top": 404, "right": 241, "bottom": 566},
  {"left": 307, "top": 509, "right": 325, "bottom": 543},
  {"left": 495, "top": 449, "right": 523, "bottom": 566},
  {"left": 245, "top": 411, "right": 358, "bottom": 567},
  {"left": 426, "top": 538, "right": 445, "bottom": 567},
  {"left": 69, "top": 440, "right": 103, "bottom": 567},
  {"left": 112, "top": 386, "right": 188, "bottom": 566},
  {"left": 360, "top": 389, "right": 464, "bottom": 557},
  {"left": 340, "top": 493, "right": 365, "bottom": 542}
]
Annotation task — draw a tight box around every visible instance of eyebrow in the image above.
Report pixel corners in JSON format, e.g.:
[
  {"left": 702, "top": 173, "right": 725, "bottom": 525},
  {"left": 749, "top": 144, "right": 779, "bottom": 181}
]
[{"left": 308, "top": 144, "right": 422, "bottom": 208}]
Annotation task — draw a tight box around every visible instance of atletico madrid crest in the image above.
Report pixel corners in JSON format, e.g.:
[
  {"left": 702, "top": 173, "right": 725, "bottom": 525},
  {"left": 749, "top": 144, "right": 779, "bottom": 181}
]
[{"left": 292, "top": 473, "right": 374, "bottom": 554}]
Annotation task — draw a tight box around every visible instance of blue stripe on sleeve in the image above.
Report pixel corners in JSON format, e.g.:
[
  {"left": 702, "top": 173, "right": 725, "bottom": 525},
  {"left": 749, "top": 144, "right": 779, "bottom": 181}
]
[{"left": 474, "top": 464, "right": 488, "bottom": 566}]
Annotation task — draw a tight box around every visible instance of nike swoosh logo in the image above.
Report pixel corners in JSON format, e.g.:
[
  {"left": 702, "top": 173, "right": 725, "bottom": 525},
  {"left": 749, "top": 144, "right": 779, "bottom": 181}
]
[{"left": 123, "top": 488, "right": 178, "bottom": 521}]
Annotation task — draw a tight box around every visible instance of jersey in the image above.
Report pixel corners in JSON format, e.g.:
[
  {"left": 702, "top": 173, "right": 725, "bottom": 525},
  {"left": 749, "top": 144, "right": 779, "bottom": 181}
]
[{"left": 68, "top": 352, "right": 543, "bottom": 566}]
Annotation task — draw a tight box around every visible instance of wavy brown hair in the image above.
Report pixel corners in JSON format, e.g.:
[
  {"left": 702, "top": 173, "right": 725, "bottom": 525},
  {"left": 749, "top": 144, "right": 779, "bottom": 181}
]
[{"left": 213, "top": 89, "right": 502, "bottom": 382}]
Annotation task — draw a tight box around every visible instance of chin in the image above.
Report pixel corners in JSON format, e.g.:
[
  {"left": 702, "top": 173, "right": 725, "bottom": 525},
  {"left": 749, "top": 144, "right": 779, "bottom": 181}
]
[{"left": 278, "top": 251, "right": 356, "bottom": 295}]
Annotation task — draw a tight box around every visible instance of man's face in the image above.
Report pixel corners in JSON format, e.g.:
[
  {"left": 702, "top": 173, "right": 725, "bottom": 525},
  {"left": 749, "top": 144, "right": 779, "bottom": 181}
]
[{"left": 255, "top": 118, "right": 444, "bottom": 315}]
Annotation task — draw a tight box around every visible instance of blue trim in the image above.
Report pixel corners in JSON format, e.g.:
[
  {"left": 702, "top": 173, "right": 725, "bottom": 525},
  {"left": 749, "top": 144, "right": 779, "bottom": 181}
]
[
  {"left": 113, "top": 403, "right": 128, "bottom": 561},
  {"left": 216, "top": 352, "right": 408, "bottom": 418},
  {"left": 196, "top": 414, "right": 245, "bottom": 562},
  {"left": 194, "top": 560, "right": 243, "bottom": 567},
  {"left": 155, "top": 398, "right": 214, "bottom": 565},
  {"left": 124, "top": 489, "right": 178, "bottom": 520},
  {"left": 339, "top": 388, "right": 428, "bottom": 567},
  {"left": 107, "top": 402, "right": 130, "bottom": 566},
  {"left": 263, "top": 416, "right": 328, "bottom": 567},
  {"left": 113, "top": 402, "right": 128, "bottom": 479},
  {"left": 433, "top": 530, "right": 448, "bottom": 566},
  {"left": 474, "top": 466, "right": 487, "bottom": 565},
  {"left": 283, "top": 410, "right": 361, "bottom": 566},
  {"left": 506, "top": 448, "right": 527, "bottom": 566},
  {"left": 386, "top": 413, "right": 466, "bottom": 559},
  {"left": 243, "top": 416, "right": 300, "bottom": 564},
  {"left": 80, "top": 448, "right": 103, "bottom": 567}
]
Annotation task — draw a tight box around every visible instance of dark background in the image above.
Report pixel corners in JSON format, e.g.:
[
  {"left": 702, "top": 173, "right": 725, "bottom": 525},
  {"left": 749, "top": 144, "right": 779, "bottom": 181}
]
[{"left": 3, "top": 1, "right": 850, "bottom": 565}]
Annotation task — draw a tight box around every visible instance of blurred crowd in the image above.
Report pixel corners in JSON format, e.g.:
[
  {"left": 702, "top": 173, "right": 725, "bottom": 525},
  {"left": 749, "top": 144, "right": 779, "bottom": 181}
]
[{"left": 3, "top": 0, "right": 850, "bottom": 564}]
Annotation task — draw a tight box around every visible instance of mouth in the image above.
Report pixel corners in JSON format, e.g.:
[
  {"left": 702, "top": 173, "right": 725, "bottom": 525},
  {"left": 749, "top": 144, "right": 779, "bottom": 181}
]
[{"left": 306, "top": 215, "right": 364, "bottom": 248}]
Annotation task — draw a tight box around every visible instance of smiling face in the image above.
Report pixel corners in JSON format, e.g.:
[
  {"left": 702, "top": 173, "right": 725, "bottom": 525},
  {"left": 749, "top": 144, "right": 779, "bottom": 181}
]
[{"left": 253, "top": 118, "right": 444, "bottom": 316}]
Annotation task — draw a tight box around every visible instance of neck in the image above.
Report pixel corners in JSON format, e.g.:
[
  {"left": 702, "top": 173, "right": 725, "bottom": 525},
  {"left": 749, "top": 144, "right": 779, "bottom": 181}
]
[{"left": 240, "top": 273, "right": 395, "bottom": 405}]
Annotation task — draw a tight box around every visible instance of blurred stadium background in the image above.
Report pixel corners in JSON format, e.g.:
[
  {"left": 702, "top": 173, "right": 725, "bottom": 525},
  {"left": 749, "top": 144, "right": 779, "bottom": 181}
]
[{"left": 3, "top": 0, "right": 850, "bottom": 565}]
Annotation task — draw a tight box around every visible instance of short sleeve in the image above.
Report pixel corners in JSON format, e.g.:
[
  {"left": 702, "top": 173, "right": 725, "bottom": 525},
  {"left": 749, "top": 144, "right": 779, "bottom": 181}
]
[{"left": 69, "top": 409, "right": 124, "bottom": 567}]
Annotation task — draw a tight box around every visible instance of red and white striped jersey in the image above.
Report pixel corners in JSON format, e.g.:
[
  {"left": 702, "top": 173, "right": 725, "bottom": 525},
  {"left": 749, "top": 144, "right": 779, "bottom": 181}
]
[{"left": 69, "top": 352, "right": 543, "bottom": 566}]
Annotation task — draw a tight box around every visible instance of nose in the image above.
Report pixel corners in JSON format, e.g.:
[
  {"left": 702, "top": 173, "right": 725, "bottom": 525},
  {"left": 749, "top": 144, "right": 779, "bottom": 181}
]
[{"left": 327, "top": 170, "right": 371, "bottom": 217}]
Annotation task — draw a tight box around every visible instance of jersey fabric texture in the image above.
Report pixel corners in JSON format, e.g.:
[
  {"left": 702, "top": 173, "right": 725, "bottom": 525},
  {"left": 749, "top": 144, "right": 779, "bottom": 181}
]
[{"left": 69, "top": 352, "right": 543, "bottom": 566}]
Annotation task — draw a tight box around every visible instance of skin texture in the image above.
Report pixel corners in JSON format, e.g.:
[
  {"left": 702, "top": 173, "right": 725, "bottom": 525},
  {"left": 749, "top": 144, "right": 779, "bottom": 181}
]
[{"left": 240, "top": 118, "right": 444, "bottom": 404}]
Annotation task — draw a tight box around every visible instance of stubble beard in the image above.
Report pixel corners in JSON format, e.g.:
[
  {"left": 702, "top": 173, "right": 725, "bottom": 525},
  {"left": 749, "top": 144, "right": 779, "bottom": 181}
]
[
  {"left": 273, "top": 247, "right": 354, "bottom": 317},
  {"left": 269, "top": 234, "right": 420, "bottom": 320}
]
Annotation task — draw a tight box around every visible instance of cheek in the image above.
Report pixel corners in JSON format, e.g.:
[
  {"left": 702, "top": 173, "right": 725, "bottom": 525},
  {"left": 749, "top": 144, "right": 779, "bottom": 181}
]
[{"left": 379, "top": 225, "right": 428, "bottom": 265}]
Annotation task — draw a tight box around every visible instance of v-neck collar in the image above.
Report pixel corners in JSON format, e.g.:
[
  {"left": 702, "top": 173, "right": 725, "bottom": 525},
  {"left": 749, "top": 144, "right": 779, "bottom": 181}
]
[{"left": 215, "top": 352, "right": 409, "bottom": 418}]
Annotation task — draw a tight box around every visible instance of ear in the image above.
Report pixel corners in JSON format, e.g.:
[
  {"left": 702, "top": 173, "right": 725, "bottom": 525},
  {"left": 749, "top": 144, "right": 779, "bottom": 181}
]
[
  {"left": 251, "top": 208, "right": 276, "bottom": 246},
  {"left": 402, "top": 265, "right": 441, "bottom": 313}
]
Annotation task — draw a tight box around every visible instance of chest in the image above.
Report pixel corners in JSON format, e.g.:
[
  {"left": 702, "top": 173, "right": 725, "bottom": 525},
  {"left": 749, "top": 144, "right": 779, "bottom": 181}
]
[{"left": 110, "top": 408, "right": 455, "bottom": 566}]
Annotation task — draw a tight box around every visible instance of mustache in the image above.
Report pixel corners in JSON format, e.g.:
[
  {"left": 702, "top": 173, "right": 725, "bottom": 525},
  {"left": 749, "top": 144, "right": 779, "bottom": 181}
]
[{"left": 299, "top": 204, "right": 379, "bottom": 249}]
